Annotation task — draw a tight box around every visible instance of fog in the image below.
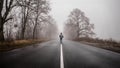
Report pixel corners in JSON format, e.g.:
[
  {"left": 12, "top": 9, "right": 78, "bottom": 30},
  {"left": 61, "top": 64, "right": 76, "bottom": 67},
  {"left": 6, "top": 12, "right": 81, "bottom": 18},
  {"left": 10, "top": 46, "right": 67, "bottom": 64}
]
[{"left": 50, "top": 0, "right": 120, "bottom": 41}]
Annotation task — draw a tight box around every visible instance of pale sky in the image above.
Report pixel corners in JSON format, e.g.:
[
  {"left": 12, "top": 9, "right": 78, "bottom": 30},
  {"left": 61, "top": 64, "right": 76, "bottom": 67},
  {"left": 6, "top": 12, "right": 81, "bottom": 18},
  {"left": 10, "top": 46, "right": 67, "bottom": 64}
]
[{"left": 50, "top": 0, "right": 120, "bottom": 41}]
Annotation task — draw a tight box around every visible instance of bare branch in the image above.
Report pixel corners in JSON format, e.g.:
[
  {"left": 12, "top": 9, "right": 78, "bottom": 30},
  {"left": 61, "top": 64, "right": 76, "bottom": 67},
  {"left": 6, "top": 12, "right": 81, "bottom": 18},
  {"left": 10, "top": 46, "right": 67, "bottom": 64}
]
[{"left": 5, "top": 17, "right": 13, "bottom": 22}]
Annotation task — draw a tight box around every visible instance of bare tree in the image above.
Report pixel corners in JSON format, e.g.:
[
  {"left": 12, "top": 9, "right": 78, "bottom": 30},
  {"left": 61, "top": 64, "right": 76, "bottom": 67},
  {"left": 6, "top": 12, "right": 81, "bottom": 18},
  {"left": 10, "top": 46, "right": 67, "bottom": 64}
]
[
  {"left": 42, "top": 16, "right": 58, "bottom": 39},
  {"left": 16, "top": 0, "right": 32, "bottom": 39},
  {"left": 16, "top": 0, "right": 51, "bottom": 39},
  {"left": 32, "top": 0, "right": 50, "bottom": 39},
  {"left": 64, "top": 8, "right": 95, "bottom": 39},
  {"left": 0, "top": 0, "right": 16, "bottom": 41},
  {"left": 0, "top": 0, "right": 56, "bottom": 40}
]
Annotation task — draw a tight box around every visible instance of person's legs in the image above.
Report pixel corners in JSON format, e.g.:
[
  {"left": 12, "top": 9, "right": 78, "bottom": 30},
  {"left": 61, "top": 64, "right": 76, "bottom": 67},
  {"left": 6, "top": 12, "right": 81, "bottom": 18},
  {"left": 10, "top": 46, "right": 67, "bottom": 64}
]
[{"left": 60, "top": 38, "right": 62, "bottom": 44}]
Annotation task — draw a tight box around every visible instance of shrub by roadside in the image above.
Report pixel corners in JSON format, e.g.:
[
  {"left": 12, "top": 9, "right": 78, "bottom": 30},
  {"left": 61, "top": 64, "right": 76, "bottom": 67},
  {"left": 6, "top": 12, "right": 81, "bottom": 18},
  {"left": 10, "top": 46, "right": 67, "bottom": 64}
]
[
  {"left": 0, "top": 39, "right": 48, "bottom": 52},
  {"left": 74, "top": 37, "right": 120, "bottom": 53}
]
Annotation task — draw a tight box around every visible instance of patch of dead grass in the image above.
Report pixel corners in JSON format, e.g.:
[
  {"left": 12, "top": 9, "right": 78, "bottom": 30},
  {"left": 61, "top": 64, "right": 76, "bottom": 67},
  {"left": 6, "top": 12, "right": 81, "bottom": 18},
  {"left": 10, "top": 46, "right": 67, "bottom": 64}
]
[
  {"left": 0, "top": 39, "right": 48, "bottom": 52},
  {"left": 74, "top": 37, "right": 120, "bottom": 53}
]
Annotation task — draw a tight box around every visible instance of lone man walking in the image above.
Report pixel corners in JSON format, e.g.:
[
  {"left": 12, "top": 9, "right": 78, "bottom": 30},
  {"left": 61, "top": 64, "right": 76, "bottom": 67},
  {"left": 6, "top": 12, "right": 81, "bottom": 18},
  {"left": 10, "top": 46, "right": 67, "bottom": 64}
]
[{"left": 59, "top": 33, "right": 64, "bottom": 43}]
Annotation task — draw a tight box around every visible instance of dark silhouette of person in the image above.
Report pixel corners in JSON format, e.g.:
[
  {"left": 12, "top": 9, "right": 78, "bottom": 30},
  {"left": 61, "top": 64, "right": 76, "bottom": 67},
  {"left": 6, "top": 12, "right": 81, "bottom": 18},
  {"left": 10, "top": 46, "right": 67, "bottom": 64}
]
[{"left": 59, "top": 33, "right": 64, "bottom": 43}]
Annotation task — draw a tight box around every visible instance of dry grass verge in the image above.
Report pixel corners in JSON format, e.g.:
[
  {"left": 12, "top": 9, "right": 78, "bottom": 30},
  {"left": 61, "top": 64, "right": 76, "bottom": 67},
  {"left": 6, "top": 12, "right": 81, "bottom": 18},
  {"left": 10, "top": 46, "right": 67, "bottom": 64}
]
[
  {"left": 74, "top": 38, "right": 120, "bottom": 53},
  {"left": 0, "top": 39, "right": 48, "bottom": 52}
]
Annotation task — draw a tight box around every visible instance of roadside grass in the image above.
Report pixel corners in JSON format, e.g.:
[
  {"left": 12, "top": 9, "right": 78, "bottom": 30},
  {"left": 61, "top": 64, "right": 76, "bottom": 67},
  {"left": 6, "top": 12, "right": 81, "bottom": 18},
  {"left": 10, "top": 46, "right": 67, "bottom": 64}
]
[
  {"left": 74, "top": 37, "right": 120, "bottom": 53},
  {"left": 0, "top": 39, "right": 48, "bottom": 52}
]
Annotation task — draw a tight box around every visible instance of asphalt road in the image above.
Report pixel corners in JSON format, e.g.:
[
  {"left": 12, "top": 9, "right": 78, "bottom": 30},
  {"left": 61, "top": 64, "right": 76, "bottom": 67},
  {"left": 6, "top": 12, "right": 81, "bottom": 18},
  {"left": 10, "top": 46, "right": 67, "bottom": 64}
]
[{"left": 1, "top": 40, "right": 120, "bottom": 68}]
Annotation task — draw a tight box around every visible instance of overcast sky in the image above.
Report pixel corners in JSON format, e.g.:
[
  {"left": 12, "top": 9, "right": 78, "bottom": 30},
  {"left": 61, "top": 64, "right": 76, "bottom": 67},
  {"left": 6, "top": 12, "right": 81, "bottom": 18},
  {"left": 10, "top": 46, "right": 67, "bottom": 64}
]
[{"left": 50, "top": 0, "right": 120, "bottom": 41}]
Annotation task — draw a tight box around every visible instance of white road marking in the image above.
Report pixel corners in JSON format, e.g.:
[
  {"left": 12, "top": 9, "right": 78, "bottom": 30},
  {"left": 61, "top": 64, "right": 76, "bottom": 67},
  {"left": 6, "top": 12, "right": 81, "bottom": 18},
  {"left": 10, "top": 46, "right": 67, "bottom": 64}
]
[{"left": 60, "top": 44, "right": 64, "bottom": 68}]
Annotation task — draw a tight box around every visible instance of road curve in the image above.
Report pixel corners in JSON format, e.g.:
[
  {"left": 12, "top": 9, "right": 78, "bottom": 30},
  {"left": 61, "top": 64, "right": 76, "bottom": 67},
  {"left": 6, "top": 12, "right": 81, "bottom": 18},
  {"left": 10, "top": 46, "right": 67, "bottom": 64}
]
[{"left": 0, "top": 40, "right": 120, "bottom": 68}]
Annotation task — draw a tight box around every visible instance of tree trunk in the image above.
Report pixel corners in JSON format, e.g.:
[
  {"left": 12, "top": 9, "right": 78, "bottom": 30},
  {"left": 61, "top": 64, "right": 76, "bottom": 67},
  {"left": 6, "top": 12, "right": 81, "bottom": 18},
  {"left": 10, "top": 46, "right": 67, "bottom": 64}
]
[
  {"left": 21, "top": 6, "right": 29, "bottom": 39},
  {"left": 76, "top": 22, "right": 79, "bottom": 38},
  {"left": 0, "top": 0, "right": 5, "bottom": 41},
  {"left": 33, "top": 0, "right": 39, "bottom": 39},
  {"left": 33, "top": 23, "right": 37, "bottom": 39},
  {"left": 33, "top": 15, "right": 38, "bottom": 39},
  {"left": 0, "top": 20, "right": 5, "bottom": 41}
]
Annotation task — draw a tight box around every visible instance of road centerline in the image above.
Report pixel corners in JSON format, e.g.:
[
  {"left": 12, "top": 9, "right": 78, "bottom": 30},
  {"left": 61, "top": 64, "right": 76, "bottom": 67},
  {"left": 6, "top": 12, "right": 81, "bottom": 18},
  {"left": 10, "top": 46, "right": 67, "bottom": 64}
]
[{"left": 60, "top": 44, "right": 64, "bottom": 68}]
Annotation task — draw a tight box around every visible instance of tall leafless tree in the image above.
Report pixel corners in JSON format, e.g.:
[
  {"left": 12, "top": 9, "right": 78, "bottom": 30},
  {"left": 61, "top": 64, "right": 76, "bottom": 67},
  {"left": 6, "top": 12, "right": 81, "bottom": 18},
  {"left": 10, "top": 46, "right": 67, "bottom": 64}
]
[
  {"left": 16, "top": 0, "right": 34, "bottom": 39},
  {"left": 64, "top": 8, "right": 95, "bottom": 39},
  {"left": 16, "top": 0, "right": 51, "bottom": 39},
  {"left": 0, "top": 0, "right": 16, "bottom": 41},
  {"left": 0, "top": 0, "right": 57, "bottom": 41},
  {"left": 32, "top": 0, "right": 50, "bottom": 39}
]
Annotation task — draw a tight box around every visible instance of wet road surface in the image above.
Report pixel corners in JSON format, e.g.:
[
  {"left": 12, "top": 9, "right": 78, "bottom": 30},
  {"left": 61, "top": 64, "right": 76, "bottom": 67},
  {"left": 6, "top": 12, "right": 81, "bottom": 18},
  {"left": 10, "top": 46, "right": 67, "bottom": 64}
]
[{"left": 1, "top": 40, "right": 120, "bottom": 68}]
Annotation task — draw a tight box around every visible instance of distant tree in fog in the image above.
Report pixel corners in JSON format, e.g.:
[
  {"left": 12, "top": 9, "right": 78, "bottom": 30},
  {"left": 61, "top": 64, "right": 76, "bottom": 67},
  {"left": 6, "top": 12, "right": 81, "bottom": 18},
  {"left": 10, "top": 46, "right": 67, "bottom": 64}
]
[
  {"left": 41, "top": 16, "right": 58, "bottom": 39},
  {"left": 64, "top": 8, "right": 95, "bottom": 39}
]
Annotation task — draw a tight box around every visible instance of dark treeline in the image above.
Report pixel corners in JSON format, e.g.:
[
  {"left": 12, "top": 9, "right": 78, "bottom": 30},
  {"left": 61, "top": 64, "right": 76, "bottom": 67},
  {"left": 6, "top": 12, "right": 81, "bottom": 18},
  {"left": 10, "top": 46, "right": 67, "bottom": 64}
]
[{"left": 0, "top": 0, "right": 58, "bottom": 41}]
